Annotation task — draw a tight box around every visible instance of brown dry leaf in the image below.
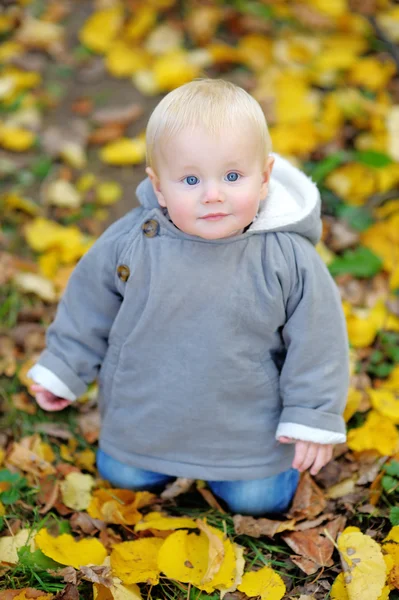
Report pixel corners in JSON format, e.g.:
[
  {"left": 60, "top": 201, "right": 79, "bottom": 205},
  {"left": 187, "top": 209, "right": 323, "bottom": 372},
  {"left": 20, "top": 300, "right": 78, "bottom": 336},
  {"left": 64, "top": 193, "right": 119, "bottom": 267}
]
[
  {"left": 282, "top": 516, "right": 346, "bottom": 574},
  {"left": 88, "top": 124, "right": 126, "bottom": 146},
  {"left": 52, "top": 584, "right": 79, "bottom": 600},
  {"left": 7, "top": 442, "right": 56, "bottom": 477},
  {"left": 287, "top": 472, "right": 327, "bottom": 520},
  {"left": 11, "top": 392, "right": 37, "bottom": 415},
  {"left": 80, "top": 565, "right": 113, "bottom": 587},
  {"left": 38, "top": 480, "right": 60, "bottom": 515},
  {"left": 92, "top": 104, "right": 143, "bottom": 126},
  {"left": 0, "top": 589, "right": 52, "bottom": 600},
  {"left": 70, "top": 512, "right": 105, "bottom": 535},
  {"left": 233, "top": 514, "right": 296, "bottom": 538},
  {"left": 77, "top": 409, "right": 101, "bottom": 443}
]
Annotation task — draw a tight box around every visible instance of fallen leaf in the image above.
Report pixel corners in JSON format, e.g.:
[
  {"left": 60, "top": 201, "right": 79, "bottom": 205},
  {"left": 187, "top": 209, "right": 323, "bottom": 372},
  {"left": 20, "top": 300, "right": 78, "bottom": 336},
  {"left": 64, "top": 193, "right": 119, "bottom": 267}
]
[
  {"left": 160, "top": 477, "right": 194, "bottom": 499},
  {"left": 35, "top": 528, "right": 107, "bottom": 569},
  {"left": 233, "top": 514, "right": 296, "bottom": 538},
  {"left": 87, "top": 489, "right": 155, "bottom": 525},
  {"left": 7, "top": 442, "right": 56, "bottom": 477},
  {"left": 0, "top": 529, "right": 34, "bottom": 565},
  {"left": 347, "top": 410, "right": 399, "bottom": 455},
  {"left": 60, "top": 472, "right": 95, "bottom": 511},
  {"left": 134, "top": 512, "right": 197, "bottom": 532},
  {"left": 282, "top": 517, "right": 346, "bottom": 574},
  {"left": 337, "top": 530, "right": 387, "bottom": 600},
  {"left": 110, "top": 537, "right": 164, "bottom": 585},
  {"left": 287, "top": 472, "right": 327, "bottom": 520},
  {"left": 237, "top": 565, "right": 286, "bottom": 600}
]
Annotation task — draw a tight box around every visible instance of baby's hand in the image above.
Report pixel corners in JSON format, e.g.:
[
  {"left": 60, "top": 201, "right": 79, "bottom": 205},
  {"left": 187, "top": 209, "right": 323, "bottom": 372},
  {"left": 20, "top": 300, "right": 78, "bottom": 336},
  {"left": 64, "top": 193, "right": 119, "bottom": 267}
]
[
  {"left": 30, "top": 384, "right": 72, "bottom": 412},
  {"left": 278, "top": 436, "right": 333, "bottom": 476}
]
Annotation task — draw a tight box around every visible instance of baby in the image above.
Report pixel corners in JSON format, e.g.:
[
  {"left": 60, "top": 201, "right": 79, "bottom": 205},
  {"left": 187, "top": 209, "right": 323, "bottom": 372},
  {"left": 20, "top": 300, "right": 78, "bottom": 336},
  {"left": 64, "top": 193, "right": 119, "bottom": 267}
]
[{"left": 29, "top": 79, "right": 349, "bottom": 516}]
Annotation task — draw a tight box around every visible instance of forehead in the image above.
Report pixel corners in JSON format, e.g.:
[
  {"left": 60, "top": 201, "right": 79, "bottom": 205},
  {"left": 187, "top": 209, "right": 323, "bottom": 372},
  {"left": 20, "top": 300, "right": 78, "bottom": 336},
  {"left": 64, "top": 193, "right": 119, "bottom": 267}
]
[{"left": 159, "top": 124, "right": 263, "bottom": 168}]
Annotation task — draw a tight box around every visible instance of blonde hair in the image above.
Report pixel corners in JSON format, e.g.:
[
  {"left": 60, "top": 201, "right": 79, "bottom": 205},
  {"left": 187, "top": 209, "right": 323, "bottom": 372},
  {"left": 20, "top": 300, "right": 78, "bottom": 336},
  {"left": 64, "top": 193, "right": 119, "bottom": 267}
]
[{"left": 146, "top": 79, "right": 272, "bottom": 170}]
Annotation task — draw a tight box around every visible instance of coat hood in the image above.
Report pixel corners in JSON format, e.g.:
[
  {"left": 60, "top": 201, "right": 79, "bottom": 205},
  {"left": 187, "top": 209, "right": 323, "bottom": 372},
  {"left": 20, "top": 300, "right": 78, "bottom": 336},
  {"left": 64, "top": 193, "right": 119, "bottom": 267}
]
[{"left": 136, "top": 154, "right": 322, "bottom": 245}]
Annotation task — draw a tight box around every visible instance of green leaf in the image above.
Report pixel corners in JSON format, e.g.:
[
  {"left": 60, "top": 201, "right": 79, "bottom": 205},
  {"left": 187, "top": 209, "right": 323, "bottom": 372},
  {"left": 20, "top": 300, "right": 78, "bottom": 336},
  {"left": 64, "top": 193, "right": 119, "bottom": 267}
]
[
  {"left": 1, "top": 487, "right": 21, "bottom": 505},
  {"left": 390, "top": 506, "right": 399, "bottom": 526},
  {"left": 382, "top": 475, "right": 398, "bottom": 493},
  {"left": 384, "top": 461, "right": 399, "bottom": 478},
  {"left": 31, "top": 156, "right": 53, "bottom": 180},
  {"left": 308, "top": 151, "right": 350, "bottom": 184},
  {"left": 329, "top": 246, "right": 383, "bottom": 278},
  {"left": 0, "top": 470, "right": 25, "bottom": 485},
  {"left": 234, "top": 0, "right": 273, "bottom": 18},
  {"left": 336, "top": 204, "right": 374, "bottom": 232},
  {"left": 370, "top": 350, "right": 384, "bottom": 363},
  {"left": 353, "top": 150, "right": 393, "bottom": 168},
  {"left": 367, "top": 362, "right": 394, "bottom": 378}
]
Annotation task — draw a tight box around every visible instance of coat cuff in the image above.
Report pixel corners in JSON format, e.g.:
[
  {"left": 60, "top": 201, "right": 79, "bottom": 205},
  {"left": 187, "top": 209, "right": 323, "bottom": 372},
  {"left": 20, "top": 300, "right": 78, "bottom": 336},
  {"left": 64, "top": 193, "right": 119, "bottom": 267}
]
[
  {"left": 27, "top": 364, "right": 77, "bottom": 401},
  {"left": 28, "top": 350, "right": 87, "bottom": 399},
  {"left": 279, "top": 406, "right": 346, "bottom": 435},
  {"left": 276, "top": 422, "right": 346, "bottom": 444}
]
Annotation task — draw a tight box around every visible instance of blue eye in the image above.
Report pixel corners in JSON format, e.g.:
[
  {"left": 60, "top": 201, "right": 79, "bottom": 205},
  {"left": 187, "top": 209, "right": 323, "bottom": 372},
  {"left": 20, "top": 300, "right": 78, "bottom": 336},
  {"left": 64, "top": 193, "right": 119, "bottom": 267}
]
[
  {"left": 184, "top": 176, "right": 199, "bottom": 185},
  {"left": 226, "top": 172, "right": 240, "bottom": 182}
]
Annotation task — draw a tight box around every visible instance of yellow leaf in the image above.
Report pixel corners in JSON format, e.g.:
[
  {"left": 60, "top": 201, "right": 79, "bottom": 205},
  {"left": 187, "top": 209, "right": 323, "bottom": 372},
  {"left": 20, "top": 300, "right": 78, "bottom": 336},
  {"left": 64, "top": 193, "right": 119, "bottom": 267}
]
[
  {"left": 157, "top": 529, "right": 208, "bottom": 587},
  {"left": 368, "top": 389, "right": 399, "bottom": 424},
  {"left": 237, "top": 34, "right": 272, "bottom": 72},
  {"left": 346, "top": 312, "right": 378, "bottom": 348},
  {"left": 94, "top": 580, "right": 143, "bottom": 600},
  {"left": 9, "top": 591, "right": 52, "bottom": 600},
  {"left": 5, "top": 193, "right": 41, "bottom": 216},
  {"left": 8, "top": 441, "right": 56, "bottom": 477},
  {"left": 111, "top": 537, "right": 164, "bottom": 584},
  {"left": 0, "top": 126, "right": 36, "bottom": 151},
  {"left": 0, "top": 41, "right": 23, "bottom": 63},
  {"left": 197, "top": 521, "right": 237, "bottom": 593},
  {"left": 35, "top": 528, "right": 107, "bottom": 568},
  {"left": 0, "top": 529, "right": 34, "bottom": 565},
  {"left": 60, "top": 472, "right": 95, "bottom": 511},
  {"left": 337, "top": 530, "right": 386, "bottom": 600},
  {"left": 347, "top": 410, "right": 399, "bottom": 455},
  {"left": 344, "top": 388, "right": 363, "bottom": 422},
  {"left": 100, "top": 137, "right": 146, "bottom": 165},
  {"left": 124, "top": 7, "right": 157, "bottom": 42},
  {"left": 237, "top": 565, "right": 285, "bottom": 600},
  {"left": 76, "top": 448, "right": 96, "bottom": 472},
  {"left": 39, "top": 249, "right": 61, "bottom": 279},
  {"left": 325, "top": 163, "right": 377, "bottom": 206},
  {"left": 348, "top": 58, "right": 396, "bottom": 92},
  {"left": 383, "top": 525, "right": 399, "bottom": 544},
  {"left": 87, "top": 489, "right": 155, "bottom": 525},
  {"left": 96, "top": 182, "right": 123, "bottom": 205},
  {"left": 381, "top": 365, "right": 399, "bottom": 391},
  {"left": 330, "top": 572, "right": 348, "bottom": 600},
  {"left": 0, "top": 501, "right": 5, "bottom": 517},
  {"left": 79, "top": 6, "right": 124, "bottom": 54},
  {"left": 270, "top": 121, "right": 319, "bottom": 156},
  {"left": 105, "top": 42, "right": 150, "bottom": 77},
  {"left": 152, "top": 50, "right": 201, "bottom": 91},
  {"left": 134, "top": 512, "right": 197, "bottom": 531},
  {"left": 219, "top": 543, "right": 245, "bottom": 599}
]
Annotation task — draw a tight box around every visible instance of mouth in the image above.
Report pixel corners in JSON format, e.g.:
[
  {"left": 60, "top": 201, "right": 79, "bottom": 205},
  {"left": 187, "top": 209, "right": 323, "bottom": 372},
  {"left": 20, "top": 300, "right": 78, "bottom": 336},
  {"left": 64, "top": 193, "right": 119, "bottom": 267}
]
[{"left": 200, "top": 213, "right": 229, "bottom": 221}]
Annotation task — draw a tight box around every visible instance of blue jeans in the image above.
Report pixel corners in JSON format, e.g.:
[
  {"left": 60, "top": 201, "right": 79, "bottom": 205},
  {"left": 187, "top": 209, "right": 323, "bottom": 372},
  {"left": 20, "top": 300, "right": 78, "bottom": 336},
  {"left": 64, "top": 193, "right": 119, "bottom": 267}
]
[{"left": 97, "top": 449, "right": 299, "bottom": 515}]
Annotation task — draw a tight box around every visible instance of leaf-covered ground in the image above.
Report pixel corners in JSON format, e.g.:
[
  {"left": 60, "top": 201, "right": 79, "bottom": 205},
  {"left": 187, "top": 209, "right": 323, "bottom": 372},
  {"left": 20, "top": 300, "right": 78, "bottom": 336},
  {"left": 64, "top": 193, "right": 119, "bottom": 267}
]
[{"left": 1, "top": 1, "right": 399, "bottom": 599}]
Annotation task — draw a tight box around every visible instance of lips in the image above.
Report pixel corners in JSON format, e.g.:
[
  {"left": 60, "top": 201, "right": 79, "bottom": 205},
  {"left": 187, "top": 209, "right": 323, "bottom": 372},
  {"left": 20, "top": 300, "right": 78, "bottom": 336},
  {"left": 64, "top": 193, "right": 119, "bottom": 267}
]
[{"left": 200, "top": 213, "right": 229, "bottom": 220}]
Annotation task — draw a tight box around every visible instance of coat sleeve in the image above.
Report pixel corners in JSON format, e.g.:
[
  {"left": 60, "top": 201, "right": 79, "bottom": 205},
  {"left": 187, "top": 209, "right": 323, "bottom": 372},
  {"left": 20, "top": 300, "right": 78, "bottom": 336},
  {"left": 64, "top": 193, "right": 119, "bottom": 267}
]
[
  {"left": 275, "top": 233, "right": 349, "bottom": 439},
  {"left": 28, "top": 213, "right": 137, "bottom": 399}
]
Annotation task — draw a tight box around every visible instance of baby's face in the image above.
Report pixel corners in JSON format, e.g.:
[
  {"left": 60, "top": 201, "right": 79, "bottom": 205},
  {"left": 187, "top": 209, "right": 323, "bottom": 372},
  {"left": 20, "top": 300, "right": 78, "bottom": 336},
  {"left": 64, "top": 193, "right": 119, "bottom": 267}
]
[{"left": 146, "top": 125, "right": 273, "bottom": 240}]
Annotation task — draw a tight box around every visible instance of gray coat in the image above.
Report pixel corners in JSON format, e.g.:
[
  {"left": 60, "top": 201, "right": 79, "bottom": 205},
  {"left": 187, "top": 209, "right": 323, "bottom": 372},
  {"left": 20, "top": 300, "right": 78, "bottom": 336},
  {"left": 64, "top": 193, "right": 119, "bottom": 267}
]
[{"left": 29, "top": 156, "right": 349, "bottom": 480}]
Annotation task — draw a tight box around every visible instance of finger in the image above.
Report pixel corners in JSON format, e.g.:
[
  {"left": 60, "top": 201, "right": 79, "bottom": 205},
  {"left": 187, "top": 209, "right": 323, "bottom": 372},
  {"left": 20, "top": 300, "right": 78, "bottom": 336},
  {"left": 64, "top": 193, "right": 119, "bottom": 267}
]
[
  {"left": 278, "top": 436, "right": 296, "bottom": 444},
  {"left": 297, "top": 442, "right": 318, "bottom": 472},
  {"left": 292, "top": 441, "right": 309, "bottom": 471},
  {"left": 30, "top": 384, "right": 44, "bottom": 393},
  {"left": 310, "top": 445, "right": 329, "bottom": 475},
  {"left": 310, "top": 444, "right": 334, "bottom": 475}
]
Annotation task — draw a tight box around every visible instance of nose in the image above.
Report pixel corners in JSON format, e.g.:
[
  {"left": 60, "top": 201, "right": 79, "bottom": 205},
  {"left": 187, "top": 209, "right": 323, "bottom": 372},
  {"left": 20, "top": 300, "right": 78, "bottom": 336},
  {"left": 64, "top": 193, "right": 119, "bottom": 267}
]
[{"left": 202, "top": 183, "right": 224, "bottom": 204}]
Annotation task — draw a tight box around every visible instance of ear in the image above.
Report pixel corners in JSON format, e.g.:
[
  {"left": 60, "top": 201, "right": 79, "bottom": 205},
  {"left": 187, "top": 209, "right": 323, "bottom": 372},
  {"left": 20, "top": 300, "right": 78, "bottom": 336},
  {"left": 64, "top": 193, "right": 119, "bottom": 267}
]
[
  {"left": 145, "top": 167, "right": 166, "bottom": 207},
  {"left": 260, "top": 155, "right": 275, "bottom": 198}
]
